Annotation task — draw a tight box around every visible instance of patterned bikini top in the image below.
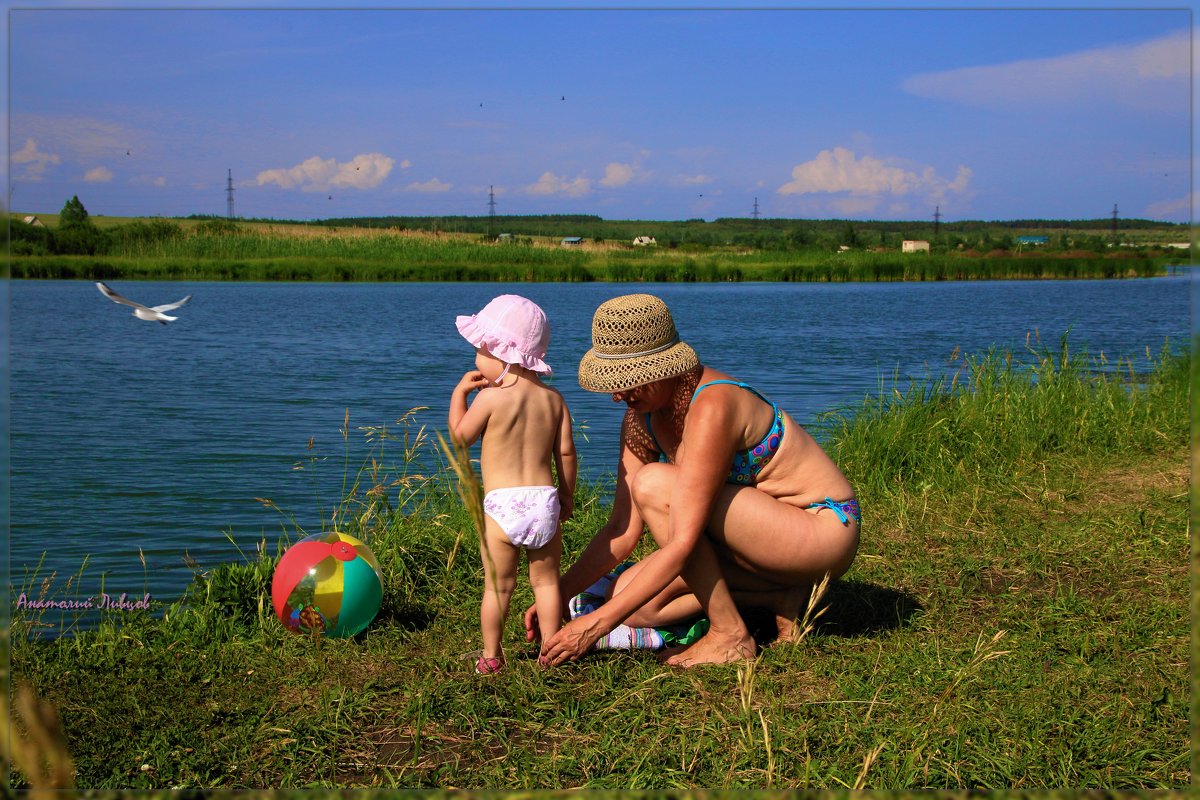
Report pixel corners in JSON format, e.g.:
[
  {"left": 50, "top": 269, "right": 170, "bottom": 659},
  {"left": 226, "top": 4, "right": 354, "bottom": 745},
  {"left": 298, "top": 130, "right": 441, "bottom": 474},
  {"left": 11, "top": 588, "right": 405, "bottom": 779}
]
[{"left": 645, "top": 380, "right": 785, "bottom": 486}]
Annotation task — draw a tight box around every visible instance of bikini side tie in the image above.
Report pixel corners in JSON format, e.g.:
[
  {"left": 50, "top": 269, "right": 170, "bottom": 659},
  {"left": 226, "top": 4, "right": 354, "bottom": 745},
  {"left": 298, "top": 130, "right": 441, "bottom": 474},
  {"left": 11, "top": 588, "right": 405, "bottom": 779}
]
[{"left": 808, "top": 497, "right": 860, "bottom": 525}]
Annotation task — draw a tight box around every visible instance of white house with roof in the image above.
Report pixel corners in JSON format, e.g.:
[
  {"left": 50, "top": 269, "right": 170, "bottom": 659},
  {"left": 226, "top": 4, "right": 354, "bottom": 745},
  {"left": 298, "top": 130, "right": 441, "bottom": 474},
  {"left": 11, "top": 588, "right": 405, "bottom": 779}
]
[{"left": 902, "top": 240, "right": 930, "bottom": 253}]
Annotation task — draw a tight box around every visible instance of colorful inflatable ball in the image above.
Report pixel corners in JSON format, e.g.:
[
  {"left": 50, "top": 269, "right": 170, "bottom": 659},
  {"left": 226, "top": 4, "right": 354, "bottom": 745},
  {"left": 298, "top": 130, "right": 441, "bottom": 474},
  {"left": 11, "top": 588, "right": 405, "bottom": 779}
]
[{"left": 271, "top": 531, "right": 383, "bottom": 638}]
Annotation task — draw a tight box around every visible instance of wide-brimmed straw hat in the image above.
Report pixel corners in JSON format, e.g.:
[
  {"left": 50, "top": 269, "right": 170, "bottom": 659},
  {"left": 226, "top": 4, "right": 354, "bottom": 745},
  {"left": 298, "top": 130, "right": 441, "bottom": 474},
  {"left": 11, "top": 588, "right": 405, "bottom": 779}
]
[
  {"left": 456, "top": 294, "right": 552, "bottom": 375},
  {"left": 578, "top": 294, "right": 698, "bottom": 393}
]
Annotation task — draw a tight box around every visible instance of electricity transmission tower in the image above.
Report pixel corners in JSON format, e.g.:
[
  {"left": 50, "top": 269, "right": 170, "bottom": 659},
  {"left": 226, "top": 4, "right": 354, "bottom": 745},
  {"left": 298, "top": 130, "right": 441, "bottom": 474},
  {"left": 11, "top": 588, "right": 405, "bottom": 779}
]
[
  {"left": 226, "top": 169, "right": 236, "bottom": 219},
  {"left": 488, "top": 185, "right": 497, "bottom": 239}
]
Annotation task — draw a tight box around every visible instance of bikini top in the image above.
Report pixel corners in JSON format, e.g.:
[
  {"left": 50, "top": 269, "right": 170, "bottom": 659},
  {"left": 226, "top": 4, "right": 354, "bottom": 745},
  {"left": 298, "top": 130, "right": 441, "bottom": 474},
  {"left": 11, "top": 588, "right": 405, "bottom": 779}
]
[{"left": 644, "top": 380, "right": 785, "bottom": 486}]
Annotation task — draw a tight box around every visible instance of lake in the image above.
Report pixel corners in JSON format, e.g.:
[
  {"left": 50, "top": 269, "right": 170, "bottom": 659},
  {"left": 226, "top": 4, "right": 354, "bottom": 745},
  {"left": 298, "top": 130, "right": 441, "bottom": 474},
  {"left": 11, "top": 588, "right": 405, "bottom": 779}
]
[{"left": 8, "top": 277, "right": 1192, "bottom": 627}]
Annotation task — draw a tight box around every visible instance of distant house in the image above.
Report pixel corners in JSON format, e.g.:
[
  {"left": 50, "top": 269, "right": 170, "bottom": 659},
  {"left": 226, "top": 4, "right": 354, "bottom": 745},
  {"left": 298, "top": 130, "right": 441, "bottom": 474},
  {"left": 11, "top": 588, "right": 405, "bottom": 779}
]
[
  {"left": 1016, "top": 236, "right": 1049, "bottom": 246},
  {"left": 902, "top": 240, "right": 930, "bottom": 253},
  {"left": 22, "top": 215, "right": 43, "bottom": 227},
  {"left": 497, "top": 233, "right": 512, "bottom": 242},
  {"left": 561, "top": 237, "right": 584, "bottom": 247},
  {"left": 632, "top": 236, "right": 657, "bottom": 246}
]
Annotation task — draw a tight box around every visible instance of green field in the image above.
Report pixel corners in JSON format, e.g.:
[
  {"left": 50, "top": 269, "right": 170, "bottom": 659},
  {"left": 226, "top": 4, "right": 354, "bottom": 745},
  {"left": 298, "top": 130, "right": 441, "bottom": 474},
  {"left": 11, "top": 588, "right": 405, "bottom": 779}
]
[
  {"left": 7, "top": 211, "right": 1188, "bottom": 282},
  {"left": 8, "top": 338, "right": 1190, "bottom": 790}
]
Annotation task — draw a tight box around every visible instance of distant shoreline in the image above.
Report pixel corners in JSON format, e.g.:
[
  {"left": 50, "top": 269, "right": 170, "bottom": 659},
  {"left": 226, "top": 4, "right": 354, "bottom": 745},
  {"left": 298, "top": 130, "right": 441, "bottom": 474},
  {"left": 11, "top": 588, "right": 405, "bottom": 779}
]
[{"left": 8, "top": 211, "right": 1185, "bottom": 283}]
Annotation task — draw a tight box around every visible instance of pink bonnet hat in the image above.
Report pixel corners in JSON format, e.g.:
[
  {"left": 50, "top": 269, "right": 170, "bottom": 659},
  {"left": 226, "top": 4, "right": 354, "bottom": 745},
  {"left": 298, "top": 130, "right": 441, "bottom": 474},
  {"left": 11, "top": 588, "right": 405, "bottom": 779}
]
[{"left": 456, "top": 295, "right": 552, "bottom": 375}]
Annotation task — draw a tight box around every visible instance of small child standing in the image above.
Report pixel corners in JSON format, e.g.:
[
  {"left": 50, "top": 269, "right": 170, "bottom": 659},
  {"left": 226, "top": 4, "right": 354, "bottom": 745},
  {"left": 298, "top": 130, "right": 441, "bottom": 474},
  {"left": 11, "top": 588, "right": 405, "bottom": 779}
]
[{"left": 449, "top": 295, "right": 577, "bottom": 674}]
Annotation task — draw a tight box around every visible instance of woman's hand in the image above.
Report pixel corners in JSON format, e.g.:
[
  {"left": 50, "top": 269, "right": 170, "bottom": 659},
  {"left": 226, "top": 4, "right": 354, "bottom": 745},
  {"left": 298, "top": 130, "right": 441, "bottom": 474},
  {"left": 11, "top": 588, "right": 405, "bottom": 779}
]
[{"left": 540, "top": 613, "right": 608, "bottom": 666}]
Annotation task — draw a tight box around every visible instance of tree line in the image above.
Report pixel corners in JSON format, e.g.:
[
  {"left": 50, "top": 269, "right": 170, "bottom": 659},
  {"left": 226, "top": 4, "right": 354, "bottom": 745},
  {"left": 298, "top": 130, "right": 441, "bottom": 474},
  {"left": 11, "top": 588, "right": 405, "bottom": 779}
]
[{"left": 9, "top": 196, "right": 1187, "bottom": 257}]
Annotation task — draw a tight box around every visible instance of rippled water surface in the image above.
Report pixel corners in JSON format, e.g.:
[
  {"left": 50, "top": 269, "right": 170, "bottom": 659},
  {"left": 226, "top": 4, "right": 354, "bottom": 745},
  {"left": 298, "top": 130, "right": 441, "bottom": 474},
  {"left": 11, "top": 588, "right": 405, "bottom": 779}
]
[{"left": 9, "top": 277, "right": 1191, "bottom": 615}]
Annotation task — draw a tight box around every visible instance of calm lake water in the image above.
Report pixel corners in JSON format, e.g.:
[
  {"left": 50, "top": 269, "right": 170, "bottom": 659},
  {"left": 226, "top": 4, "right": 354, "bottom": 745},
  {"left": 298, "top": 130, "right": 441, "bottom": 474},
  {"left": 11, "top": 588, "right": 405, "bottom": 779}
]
[{"left": 8, "top": 277, "right": 1192, "bottom": 626}]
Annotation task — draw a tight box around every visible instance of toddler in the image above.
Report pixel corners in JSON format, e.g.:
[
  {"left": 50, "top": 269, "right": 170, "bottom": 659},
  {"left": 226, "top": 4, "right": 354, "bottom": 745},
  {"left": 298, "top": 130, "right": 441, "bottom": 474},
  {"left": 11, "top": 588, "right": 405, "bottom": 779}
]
[{"left": 449, "top": 295, "right": 576, "bottom": 674}]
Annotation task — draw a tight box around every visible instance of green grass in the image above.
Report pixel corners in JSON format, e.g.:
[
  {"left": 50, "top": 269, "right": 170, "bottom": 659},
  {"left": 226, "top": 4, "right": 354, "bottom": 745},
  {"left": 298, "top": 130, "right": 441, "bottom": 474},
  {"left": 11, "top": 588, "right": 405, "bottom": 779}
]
[{"left": 8, "top": 340, "right": 1190, "bottom": 790}]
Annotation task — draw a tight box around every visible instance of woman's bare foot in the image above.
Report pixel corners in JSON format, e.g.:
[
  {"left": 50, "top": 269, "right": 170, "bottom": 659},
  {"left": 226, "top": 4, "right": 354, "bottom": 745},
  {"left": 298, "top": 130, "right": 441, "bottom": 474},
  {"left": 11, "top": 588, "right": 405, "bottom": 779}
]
[
  {"left": 661, "top": 629, "right": 756, "bottom": 667},
  {"left": 770, "top": 585, "right": 809, "bottom": 644}
]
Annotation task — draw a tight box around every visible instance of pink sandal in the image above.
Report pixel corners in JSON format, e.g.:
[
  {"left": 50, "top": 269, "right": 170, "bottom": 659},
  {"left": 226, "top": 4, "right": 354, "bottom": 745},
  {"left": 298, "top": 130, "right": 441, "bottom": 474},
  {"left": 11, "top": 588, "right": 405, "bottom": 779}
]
[{"left": 475, "top": 655, "right": 505, "bottom": 675}]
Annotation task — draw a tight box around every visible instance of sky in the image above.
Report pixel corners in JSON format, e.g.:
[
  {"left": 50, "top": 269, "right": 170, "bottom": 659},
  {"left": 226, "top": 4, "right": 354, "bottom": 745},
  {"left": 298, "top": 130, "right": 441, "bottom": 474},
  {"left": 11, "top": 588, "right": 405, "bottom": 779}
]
[{"left": 4, "top": 3, "right": 1194, "bottom": 224}]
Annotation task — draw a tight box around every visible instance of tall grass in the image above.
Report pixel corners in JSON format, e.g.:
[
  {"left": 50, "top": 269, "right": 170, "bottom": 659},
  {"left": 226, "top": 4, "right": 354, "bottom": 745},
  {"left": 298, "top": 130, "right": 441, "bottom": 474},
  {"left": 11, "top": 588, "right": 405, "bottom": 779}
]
[
  {"left": 9, "top": 226, "right": 1171, "bottom": 282},
  {"left": 820, "top": 335, "right": 1189, "bottom": 505},
  {"left": 8, "top": 338, "right": 1190, "bottom": 789}
]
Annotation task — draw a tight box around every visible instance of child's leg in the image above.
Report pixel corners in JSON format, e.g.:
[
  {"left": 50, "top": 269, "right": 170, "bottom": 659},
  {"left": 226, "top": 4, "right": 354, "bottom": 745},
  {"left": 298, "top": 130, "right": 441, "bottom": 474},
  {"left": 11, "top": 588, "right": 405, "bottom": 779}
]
[
  {"left": 480, "top": 519, "right": 519, "bottom": 660},
  {"left": 527, "top": 528, "right": 563, "bottom": 644}
]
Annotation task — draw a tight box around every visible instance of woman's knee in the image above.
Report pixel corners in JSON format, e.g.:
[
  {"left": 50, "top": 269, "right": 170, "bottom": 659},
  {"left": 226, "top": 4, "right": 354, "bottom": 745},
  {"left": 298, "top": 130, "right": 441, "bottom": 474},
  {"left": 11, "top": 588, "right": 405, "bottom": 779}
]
[{"left": 630, "top": 461, "right": 676, "bottom": 514}]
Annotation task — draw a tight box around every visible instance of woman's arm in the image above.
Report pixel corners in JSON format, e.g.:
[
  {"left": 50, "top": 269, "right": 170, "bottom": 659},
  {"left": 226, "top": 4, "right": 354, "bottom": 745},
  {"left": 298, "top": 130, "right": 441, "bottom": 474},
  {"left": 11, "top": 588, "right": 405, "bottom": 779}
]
[
  {"left": 539, "top": 392, "right": 741, "bottom": 663},
  {"left": 558, "top": 439, "right": 646, "bottom": 598},
  {"left": 524, "top": 436, "right": 648, "bottom": 643}
]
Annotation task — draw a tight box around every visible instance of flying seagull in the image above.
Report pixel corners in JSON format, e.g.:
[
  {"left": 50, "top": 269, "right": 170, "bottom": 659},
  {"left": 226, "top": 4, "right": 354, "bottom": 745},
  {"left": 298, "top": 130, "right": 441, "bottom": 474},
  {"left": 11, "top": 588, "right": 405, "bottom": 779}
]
[{"left": 96, "top": 282, "right": 192, "bottom": 324}]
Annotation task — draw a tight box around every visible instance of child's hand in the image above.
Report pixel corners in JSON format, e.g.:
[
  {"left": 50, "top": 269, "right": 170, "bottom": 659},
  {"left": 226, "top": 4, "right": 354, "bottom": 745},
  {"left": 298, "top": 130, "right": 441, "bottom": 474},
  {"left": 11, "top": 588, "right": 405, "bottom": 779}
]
[
  {"left": 455, "top": 370, "right": 490, "bottom": 395},
  {"left": 558, "top": 490, "right": 574, "bottom": 522}
]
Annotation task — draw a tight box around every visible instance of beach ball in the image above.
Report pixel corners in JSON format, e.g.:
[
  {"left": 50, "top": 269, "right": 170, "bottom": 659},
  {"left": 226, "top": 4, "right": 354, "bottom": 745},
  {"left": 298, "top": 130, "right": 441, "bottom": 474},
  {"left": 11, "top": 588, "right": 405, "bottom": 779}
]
[{"left": 271, "top": 531, "right": 383, "bottom": 638}]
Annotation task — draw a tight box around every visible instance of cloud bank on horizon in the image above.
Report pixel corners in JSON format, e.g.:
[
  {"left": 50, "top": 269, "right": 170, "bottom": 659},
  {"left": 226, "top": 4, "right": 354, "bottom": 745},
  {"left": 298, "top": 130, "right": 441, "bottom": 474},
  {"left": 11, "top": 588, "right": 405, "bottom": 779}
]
[{"left": 7, "top": 9, "right": 1191, "bottom": 223}]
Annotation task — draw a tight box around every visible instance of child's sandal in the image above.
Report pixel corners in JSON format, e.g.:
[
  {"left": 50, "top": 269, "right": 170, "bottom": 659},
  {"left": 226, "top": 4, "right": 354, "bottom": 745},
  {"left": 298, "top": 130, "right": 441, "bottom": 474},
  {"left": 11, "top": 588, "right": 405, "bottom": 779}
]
[{"left": 475, "top": 655, "right": 505, "bottom": 675}]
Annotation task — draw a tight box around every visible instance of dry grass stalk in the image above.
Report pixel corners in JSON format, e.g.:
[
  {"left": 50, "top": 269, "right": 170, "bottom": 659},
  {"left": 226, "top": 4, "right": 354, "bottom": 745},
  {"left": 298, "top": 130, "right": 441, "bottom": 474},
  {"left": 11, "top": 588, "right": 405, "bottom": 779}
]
[
  {"left": 795, "top": 572, "right": 833, "bottom": 642},
  {"left": 853, "top": 741, "right": 887, "bottom": 789},
  {"left": 435, "top": 431, "right": 497, "bottom": 596},
  {"left": 1, "top": 683, "right": 75, "bottom": 796},
  {"left": 932, "top": 629, "right": 1011, "bottom": 715}
]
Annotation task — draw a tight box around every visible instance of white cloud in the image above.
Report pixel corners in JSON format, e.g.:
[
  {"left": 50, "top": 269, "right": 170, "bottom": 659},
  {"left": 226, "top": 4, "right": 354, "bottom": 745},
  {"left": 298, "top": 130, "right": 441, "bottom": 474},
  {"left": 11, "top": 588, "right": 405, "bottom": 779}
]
[
  {"left": 406, "top": 178, "right": 452, "bottom": 193},
  {"left": 902, "top": 29, "right": 1188, "bottom": 112},
  {"left": 680, "top": 174, "right": 713, "bottom": 186},
  {"left": 84, "top": 166, "right": 113, "bottom": 183},
  {"left": 12, "top": 138, "right": 60, "bottom": 180},
  {"left": 255, "top": 152, "right": 395, "bottom": 192},
  {"left": 526, "top": 171, "right": 590, "bottom": 198},
  {"left": 830, "top": 196, "right": 882, "bottom": 216},
  {"left": 778, "top": 148, "right": 972, "bottom": 215},
  {"left": 13, "top": 115, "right": 140, "bottom": 162},
  {"left": 1143, "top": 193, "right": 1194, "bottom": 220},
  {"left": 400, "top": 159, "right": 412, "bottom": 169},
  {"left": 600, "top": 162, "right": 634, "bottom": 188}
]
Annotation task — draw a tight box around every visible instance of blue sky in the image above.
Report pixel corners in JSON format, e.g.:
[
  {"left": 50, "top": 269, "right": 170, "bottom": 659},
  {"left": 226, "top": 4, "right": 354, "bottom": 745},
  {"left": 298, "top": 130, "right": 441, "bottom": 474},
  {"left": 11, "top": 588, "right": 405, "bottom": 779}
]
[{"left": 5, "top": 4, "right": 1193, "bottom": 223}]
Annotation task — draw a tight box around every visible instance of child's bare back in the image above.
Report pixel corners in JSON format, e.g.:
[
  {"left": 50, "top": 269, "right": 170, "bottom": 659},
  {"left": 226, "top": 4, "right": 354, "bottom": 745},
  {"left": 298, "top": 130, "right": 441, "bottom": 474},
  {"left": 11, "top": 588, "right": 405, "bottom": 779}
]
[{"left": 475, "top": 375, "right": 570, "bottom": 493}]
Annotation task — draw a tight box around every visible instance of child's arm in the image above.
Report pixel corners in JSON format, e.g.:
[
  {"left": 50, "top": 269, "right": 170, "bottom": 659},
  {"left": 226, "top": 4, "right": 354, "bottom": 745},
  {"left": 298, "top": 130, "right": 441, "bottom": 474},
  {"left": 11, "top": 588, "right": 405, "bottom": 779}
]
[
  {"left": 554, "top": 401, "right": 578, "bottom": 521},
  {"left": 448, "top": 370, "right": 492, "bottom": 447}
]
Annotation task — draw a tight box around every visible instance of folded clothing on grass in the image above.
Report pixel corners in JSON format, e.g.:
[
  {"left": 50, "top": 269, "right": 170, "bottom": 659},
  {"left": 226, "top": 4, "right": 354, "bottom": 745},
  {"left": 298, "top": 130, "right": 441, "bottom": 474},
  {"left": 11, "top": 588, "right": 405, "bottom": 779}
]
[{"left": 568, "top": 562, "right": 709, "bottom": 651}]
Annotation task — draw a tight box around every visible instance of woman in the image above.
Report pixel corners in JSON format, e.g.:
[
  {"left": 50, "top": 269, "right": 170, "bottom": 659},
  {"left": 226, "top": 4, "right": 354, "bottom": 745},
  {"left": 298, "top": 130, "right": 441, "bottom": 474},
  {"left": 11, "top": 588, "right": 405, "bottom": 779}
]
[{"left": 531, "top": 293, "right": 860, "bottom": 667}]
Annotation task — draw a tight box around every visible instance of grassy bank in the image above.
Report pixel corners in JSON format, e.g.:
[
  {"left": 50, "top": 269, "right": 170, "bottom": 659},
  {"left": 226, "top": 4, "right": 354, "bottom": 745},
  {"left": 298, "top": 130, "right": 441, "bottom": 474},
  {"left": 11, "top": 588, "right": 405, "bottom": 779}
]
[
  {"left": 8, "top": 340, "right": 1191, "bottom": 790},
  {"left": 8, "top": 213, "right": 1181, "bottom": 282}
]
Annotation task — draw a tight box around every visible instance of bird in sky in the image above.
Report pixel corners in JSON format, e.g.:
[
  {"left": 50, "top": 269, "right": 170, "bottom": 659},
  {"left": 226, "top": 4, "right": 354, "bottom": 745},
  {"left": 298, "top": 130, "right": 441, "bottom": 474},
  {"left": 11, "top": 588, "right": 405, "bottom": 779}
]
[{"left": 96, "top": 282, "right": 192, "bottom": 324}]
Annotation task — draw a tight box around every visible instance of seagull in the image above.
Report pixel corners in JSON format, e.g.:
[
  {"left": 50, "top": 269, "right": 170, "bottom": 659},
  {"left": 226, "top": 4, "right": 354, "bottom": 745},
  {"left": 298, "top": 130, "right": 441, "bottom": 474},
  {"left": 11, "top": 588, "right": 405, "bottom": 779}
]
[{"left": 96, "top": 282, "right": 192, "bottom": 324}]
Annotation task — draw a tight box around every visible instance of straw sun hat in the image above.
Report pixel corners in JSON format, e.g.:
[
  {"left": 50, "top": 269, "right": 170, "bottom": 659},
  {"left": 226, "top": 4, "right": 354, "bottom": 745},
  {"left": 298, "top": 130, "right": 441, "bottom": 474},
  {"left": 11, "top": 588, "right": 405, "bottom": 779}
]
[{"left": 578, "top": 294, "right": 698, "bottom": 393}]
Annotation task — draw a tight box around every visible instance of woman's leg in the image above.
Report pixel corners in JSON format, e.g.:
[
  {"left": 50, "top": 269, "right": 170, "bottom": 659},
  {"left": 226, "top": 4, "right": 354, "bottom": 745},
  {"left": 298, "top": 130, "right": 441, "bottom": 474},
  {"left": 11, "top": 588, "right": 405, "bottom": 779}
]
[
  {"left": 627, "top": 462, "right": 859, "bottom": 663},
  {"left": 701, "top": 480, "right": 858, "bottom": 644},
  {"left": 628, "top": 463, "right": 756, "bottom": 665}
]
